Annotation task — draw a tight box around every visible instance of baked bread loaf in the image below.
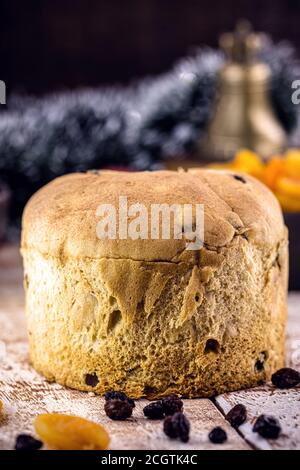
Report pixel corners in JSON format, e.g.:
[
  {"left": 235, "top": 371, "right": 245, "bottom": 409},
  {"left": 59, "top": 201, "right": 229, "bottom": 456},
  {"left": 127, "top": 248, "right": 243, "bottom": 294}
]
[{"left": 21, "top": 169, "right": 288, "bottom": 398}]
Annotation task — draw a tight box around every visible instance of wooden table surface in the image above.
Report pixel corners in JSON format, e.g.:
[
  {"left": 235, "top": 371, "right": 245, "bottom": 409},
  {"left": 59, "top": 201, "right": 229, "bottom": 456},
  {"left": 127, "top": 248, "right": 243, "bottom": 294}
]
[{"left": 0, "top": 244, "right": 299, "bottom": 450}]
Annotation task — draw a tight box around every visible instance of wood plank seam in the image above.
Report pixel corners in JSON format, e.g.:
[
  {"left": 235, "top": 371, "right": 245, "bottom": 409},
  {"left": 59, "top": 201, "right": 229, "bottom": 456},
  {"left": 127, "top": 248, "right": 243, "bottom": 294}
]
[{"left": 211, "top": 397, "right": 260, "bottom": 450}]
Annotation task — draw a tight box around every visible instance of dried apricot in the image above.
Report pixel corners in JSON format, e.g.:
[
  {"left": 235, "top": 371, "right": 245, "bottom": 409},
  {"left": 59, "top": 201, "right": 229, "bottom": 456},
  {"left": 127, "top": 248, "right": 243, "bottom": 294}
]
[
  {"left": 275, "top": 177, "right": 300, "bottom": 199},
  {"left": 207, "top": 148, "right": 300, "bottom": 212},
  {"left": 284, "top": 149, "right": 300, "bottom": 179},
  {"left": 275, "top": 191, "right": 300, "bottom": 212},
  {"left": 209, "top": 149, "right": 264, "bottom": 178},
  {"left": 233, "top": 149, "right": 265, "bottom": 178},
  {"left": 263, "top": 157, "right": 285, "bottom": 190},
  {"left": 34, "top": 413, "right": 110, "bottom": 450}
]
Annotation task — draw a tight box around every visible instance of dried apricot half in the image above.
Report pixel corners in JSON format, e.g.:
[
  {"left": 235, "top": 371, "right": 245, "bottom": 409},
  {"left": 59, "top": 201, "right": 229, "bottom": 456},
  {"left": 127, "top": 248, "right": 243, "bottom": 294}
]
[
  {"left": 34, "top": 413, "right": 110, "bottom": 450},
  {"left": 276, "top": 177, "right": 300, "bottom": 199}
]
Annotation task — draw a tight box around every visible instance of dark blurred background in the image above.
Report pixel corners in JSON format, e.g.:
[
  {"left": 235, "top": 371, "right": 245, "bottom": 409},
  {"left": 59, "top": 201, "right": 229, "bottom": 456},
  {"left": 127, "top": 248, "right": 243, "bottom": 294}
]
[{"left": 1, "top": 0, "right": 300, "bottom": 95}]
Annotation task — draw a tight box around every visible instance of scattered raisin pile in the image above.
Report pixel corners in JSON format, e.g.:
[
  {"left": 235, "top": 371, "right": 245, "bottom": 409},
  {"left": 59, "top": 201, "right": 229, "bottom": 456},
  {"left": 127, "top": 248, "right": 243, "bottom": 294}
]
[
  {"left": 226, "top": 404, "right": 247, "bottom": 428},
  {"left": 104, "top": 391, "right": 135, "bottom": 420},
  {"left": 15, "top": 377, "right": 292, "bottom": 450},
  {"left": 143, "top": 394, "right": 183, "bottom": 419},
  {"left": 271, "top": 367, "right": 300, "bottom": 389},
  {"left": 208, "top": 427, "right": 227, "bottom": 444},
  {"left": 163, "top": 412, "right": 190, "bottom": 443},
  {"left": 15, "top": 434, "right": 43, "bottom": 451},
  {"left": 253, "top": 414, "right": 281, "bottom": 439}
]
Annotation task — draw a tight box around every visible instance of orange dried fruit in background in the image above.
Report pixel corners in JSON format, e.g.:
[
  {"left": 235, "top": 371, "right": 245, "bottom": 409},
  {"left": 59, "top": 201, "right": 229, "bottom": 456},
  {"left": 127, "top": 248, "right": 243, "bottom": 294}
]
[
  {"left": 208, "top": 149, "right": 263, "bottom": 176},
  {"left": 207, "top": 148, "right": 300, "bottom": 212},
  {"left": 233, "top": 149, "right": 264, "bottom": 178},
  {"left": 275, "top": 192, "right": 300, "bottom": 213},
  {"left": 284, "top": 149, "right": 300, "bottom": 179},
  {"left": 263, "top": 157, "right": 285, "bottom": 190},
  {"left": 275, "top": 177, "right": 300, "bottom": 199},
  {"left": 34, "top": 413, "right": 110, "bottom": 450},
  {"left": 0, "top": 399, "right": 2, "bottom": 415}
]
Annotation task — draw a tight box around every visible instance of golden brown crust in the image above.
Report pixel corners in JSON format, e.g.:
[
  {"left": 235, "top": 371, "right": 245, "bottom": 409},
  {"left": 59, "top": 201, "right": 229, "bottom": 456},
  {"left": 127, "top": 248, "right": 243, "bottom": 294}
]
[{"left": 21, "top": 170, "right": 285, "bottom": 261}]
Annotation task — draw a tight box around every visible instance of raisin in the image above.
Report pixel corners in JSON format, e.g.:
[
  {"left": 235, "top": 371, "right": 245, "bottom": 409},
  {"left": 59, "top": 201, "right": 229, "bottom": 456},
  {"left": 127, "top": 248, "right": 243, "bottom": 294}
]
[
  {"left": 161, "top": 394, "right": 183, "bottom": 416},
  {"left": 271, "top": 367, "right": 300, "bottom": 389},
  {"left": 143, "top": 395, "right": 183, "bottom": 420},
  {"left": 204, "top": 338, "right": 220, "bottom": 354},
  {"left": 233, "top": 174, "right": 246, "bottom": 184},
  {"left": 163, "top": 416, "right": 178, "bottom": 439},
  {"left": 104, "top": 391, "right": 135, "bottom": 407},
  {"left": 104, "top": 398, "right": 133, "bottom": 420},
  {"left": 208, "top": 427, "right": 227, "bottom": 444},
  {"left": 255, "top": 359, "right": 264, "bottom": 371},
  {"left": 253, "top": 414, "right": 281, "bottom": 439},
  {"left": 85, "top": 373, "right": 99, "bottom": 387},
  {"left": 226, "top": 404, "right": 247, "bottom": 428},
  {"left": 143, "top": 401, "right": 165, "bottom": 419},
  {"left": 163, "top": 412, "right": 190, "bottom": 443},
  {"left": 255, "top": 351, "right": 268, "bottom": 372},
  {"left": 34, "top": 413, "right": 110, "bottom": 450},
  {"left": 15, "top": 434, "right": 43, "bottom": 451}
]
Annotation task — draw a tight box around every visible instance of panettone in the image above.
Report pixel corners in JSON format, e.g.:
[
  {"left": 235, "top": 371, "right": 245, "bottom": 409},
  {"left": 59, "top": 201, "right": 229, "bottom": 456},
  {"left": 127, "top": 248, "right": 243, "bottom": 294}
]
[{"left": 21, "top": 169, "right": 288, "bottom": 398}]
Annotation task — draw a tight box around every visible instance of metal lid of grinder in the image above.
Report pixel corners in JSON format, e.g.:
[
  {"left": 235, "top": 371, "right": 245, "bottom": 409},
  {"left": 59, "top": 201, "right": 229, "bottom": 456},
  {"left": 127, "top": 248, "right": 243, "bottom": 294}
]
[
  {"left": 200, "top": 20, "right": 287, "bottom": 161},
  {"left": 219, "top": 20, "right": 270, "bottom": 89}
]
